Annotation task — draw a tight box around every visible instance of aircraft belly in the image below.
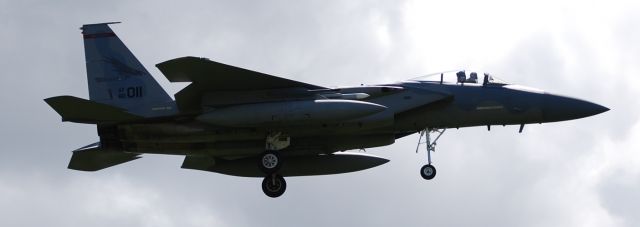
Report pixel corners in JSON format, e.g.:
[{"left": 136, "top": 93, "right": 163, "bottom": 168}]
[
  {"left": 421, "top": 107, "right": 543, "bottom": 128},
  {"left": 120, "top": 134, "right": 395, "bottom": 157},
  {"left": 117, "top": 110, "right": 396, "bottom": 146},
  {"left": 394, "top": 96, "right": 545, "bottom": 130},
  {"left": 118, "top": 123, "right": 265, "bottom": 143}
]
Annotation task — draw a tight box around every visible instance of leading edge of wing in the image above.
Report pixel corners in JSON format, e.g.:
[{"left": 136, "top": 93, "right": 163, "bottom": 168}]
[{"left": 156, "top": 56, "right": 325, "bottom": 91}]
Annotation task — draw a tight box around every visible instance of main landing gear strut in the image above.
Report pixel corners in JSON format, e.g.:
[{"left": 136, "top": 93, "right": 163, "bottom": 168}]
[
  {"left": 416, "top": 128, "right": 446, "bottom": 180},
  {"left": 259, "top": 132, "right": 290, "bottom": 198}
]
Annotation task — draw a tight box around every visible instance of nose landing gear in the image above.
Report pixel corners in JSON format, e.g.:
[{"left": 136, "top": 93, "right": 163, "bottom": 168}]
[
  {"left": 420, "top": 164, "right": 436, "bottom": 180},
  {"left": 416, "top": 128, "right": 446, "bottom": 180}
]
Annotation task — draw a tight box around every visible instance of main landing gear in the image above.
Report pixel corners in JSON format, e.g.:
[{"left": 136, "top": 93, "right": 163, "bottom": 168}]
[
  {"left": 259, "top": 132, "right": 290, "bottom": 198},
  {"left": 416, "top": 128, "right": 446, "bottom": 180},
  {"left": 259, "top": 151, "right": 282, "bottom": 174},
  {"left": 262, "top": 174, "right": 287, "bottom": 198}
]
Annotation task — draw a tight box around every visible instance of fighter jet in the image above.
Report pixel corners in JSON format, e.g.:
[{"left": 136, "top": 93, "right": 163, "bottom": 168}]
[{"left": 45, "top": 22, "right": 608, "bottom": 198}]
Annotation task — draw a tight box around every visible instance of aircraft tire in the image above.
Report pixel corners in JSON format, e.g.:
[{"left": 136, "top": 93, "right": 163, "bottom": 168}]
[
  {"left": 420, "top": 164, "right": 436, "bottom": 180},
  {"left": 259, "top": 151, "right": 282, "bottom": 174},
  {"left": 262, "top": 174, "right": 287, "bottom": 198}
]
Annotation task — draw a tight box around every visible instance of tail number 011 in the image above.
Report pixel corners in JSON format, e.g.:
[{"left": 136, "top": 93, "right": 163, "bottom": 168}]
[{"left": 118, "top": 86, "right": 143, "bottom": 98}]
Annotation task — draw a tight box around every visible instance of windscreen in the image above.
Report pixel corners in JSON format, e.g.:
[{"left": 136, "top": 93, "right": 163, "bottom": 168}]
[{"left": 409, "top": 70, "right": 509, "bottom": 85}]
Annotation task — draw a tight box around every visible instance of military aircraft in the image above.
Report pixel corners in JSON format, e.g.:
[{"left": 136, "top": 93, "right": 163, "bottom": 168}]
[{"left": 45, "top": 22, "right": 608, "bottom": 198}]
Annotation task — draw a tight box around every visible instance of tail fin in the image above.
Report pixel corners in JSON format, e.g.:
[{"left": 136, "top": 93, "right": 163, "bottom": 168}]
[{"left": 81, "top": 22, "right": 176, "bottom": 117}]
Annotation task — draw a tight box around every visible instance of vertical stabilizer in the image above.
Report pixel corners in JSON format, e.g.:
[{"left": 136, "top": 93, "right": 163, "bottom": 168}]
[{"left": 81, "top": 22, "right": 176, "bottom": 117}]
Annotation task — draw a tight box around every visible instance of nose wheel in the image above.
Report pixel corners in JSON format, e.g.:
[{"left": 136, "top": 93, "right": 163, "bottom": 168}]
[
  {"left": 416, "top": 128, "right": 445, "bottom": 180},
  {"left": 420, "top": 164, "right": 436, "bottom": 180}
]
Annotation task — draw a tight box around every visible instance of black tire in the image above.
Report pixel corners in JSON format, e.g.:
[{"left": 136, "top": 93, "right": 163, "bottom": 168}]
[
  {"left": 420, "top": 164, "right": 437, "bottom": 180},
  {"left": 259, "top": 151, "right": 282, "bottom": 174},
  {"left": 262, "top": 174, "right": 287, "bottom": 198}
]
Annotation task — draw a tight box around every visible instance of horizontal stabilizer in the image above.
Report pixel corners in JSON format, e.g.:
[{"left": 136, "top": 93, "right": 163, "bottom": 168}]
[
  {"left": 68, "top": 142, "right": 141, "bottom": 171},
  {"left": 44, "top": 96, "right": 142, "bottom": 123}
]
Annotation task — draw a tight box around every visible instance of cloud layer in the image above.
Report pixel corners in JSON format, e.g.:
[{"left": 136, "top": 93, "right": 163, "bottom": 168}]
[{"left": 1, "top": 0, "right": 638, "bottom": 226}]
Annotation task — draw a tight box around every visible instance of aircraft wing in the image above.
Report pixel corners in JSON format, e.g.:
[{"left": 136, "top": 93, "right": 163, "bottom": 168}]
[
  {"left": 156, "top": 57, "right": 326, "bottom": 112},
  {"left": 156, "top": 56, "right": 324, "bottom": 90}
]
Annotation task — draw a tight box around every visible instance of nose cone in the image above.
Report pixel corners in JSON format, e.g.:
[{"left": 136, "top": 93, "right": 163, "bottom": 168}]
[{"left": 542, "top": 94, "right": 609, "bottom": 122}]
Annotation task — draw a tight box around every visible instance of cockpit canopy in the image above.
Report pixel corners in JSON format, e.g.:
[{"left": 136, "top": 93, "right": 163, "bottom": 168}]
[{"left": 410, "top": 70, "right": 509, "bottom": 86}]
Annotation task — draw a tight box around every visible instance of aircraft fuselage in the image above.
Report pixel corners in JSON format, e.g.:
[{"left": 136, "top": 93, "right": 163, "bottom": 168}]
[{"left": 110, "top": 78, "right": 607, "bottom": 159}]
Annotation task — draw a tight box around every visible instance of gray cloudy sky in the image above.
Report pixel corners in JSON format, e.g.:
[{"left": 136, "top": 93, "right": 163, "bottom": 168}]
[{"left": 1, "top": 0, "right": 638, "bottom": 226}]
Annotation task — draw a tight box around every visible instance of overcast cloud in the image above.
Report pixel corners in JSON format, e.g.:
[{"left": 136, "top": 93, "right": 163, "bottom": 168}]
[{"left": 1, "top": 0, "right": 638, "bottom": 226}]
